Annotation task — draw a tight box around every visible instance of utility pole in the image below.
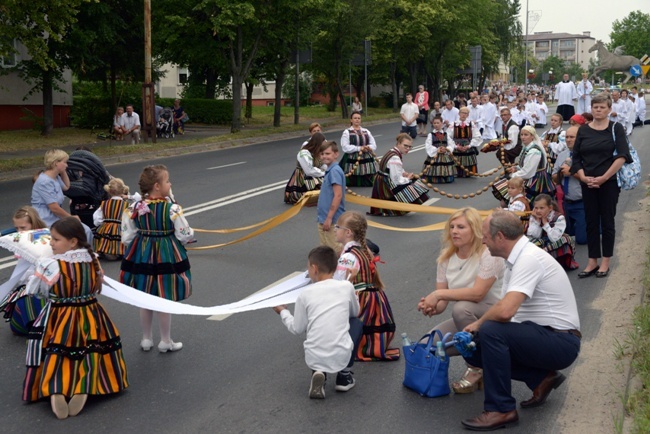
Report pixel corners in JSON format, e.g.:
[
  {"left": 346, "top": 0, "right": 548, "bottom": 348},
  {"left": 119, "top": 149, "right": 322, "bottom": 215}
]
[{"left": 142, "top": 0, "right": 156, "bottom": 143}]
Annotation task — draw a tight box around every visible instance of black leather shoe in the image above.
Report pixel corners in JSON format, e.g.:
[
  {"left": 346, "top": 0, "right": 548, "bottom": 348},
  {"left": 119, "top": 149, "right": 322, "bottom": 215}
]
[
  {"left": 461, "top": 410, "right": 519, "bottom": 431},
  {"left": 578, "top": 268, "right": 598, "bottom": 278},
  {"left": 595, "top": 269, "right": 610, "bottom": 278},
  {"left": 520, "top": 371, "right": 566, "bottom": 408}
]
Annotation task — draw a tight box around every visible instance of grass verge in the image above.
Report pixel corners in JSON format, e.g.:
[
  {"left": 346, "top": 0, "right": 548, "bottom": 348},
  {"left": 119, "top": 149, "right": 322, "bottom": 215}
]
[{"left": 625, "top": 206, "right": 650, "bottom": 432}]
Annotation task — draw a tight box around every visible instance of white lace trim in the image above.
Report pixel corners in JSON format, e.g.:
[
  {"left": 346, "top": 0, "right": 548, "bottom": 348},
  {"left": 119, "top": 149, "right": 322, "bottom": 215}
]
[{"left": 52, "top": 248, "right": 93, "bottom": 263}]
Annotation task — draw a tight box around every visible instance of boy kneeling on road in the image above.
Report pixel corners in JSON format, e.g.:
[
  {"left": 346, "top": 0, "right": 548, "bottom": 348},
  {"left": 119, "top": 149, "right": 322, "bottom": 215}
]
[{"left": 273, "top": 246, "right": 362, "bottom": 399}]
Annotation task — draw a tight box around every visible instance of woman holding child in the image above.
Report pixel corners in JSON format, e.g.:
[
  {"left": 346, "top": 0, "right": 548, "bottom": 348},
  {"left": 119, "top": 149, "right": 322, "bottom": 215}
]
[{"left": 417, "top": 208, "right": 505, "bottom": 393}]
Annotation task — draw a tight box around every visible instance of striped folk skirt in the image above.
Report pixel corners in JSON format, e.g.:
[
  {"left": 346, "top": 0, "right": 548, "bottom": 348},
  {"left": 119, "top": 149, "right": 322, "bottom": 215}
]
[
  {"left": 529, "top": 233, "right": 579, "bottom": 270},
  {"left": 23, "top": 298, "right": 128, "bottom": 401},
  {"left": 283, "top": 167, "right": 322, "bottom": 204},
  {"left": 369, "top": 173, "right": 429, "bottom": 216},
  {"left": 453, "top": 148, "right": 478, "bottom": 178},
  {"left": 94, "top": 219, "right": 124, "bottom": 256},
  {"left": 0, "top": 285, "right": 46, "bottom": 336},
  {"left": 525, "top": 169, "right": 555, "bottom": 203},
  {"left": 355, "top": 289, "right": 400, "bottom": 361},
  {"left": 340, "top": 151, "right": 377, "bottom": 187},
  {"left": 120, "top": 233, "right": 192, "bottom": 301},
  {"left": 421, "top": 153, "right": 455, "bottom": 184}
]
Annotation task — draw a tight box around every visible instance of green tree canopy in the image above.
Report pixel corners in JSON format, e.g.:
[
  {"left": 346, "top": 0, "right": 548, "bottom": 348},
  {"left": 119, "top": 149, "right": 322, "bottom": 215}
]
[{"left": 609, "top": 11, "right": 650, "bottom": 60}]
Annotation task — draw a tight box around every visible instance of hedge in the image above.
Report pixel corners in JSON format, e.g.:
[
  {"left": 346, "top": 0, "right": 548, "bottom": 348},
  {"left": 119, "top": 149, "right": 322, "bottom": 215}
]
[{"left": 71, "top": 97, "right": 233, "bottom": 129}]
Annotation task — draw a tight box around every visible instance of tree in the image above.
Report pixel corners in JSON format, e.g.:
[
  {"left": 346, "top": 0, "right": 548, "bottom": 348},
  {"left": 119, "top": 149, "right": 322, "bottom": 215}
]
[
  {"left": 609, "top": 11, "right": 650, "bottom": 60},
  {"left": 0, "top": 0, "right": 88, "bottom": 135}
]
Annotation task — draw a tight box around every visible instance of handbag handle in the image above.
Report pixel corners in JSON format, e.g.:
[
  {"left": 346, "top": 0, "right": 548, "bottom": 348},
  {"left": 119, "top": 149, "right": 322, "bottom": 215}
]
[{"left": 413, "top": 330, "right": 444, "bottom": 354}]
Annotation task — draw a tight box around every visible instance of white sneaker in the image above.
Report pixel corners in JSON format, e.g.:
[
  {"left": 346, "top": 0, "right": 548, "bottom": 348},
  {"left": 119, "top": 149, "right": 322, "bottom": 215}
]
[
  {"left": 309, "top": 371, "right": 326, "bottom": 399},
  {"left": 158, "top": 340, "right": 183, "bottom": 353},
  {"left": 140, "top": 339, "right": 154, "bottom": 351}
]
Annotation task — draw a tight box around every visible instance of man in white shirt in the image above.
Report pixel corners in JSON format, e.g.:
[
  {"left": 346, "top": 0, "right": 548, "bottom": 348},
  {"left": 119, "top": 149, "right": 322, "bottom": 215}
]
[
  {"left": 555, "top": 74, "right": 578, "bottom": 121},
  {"left": 576, "top": 73, "right": 593, "bottom": 114},
  {"left": 481, "top": 94, "right": 498, "bottom": 140},
  {"left": 621, "top": 89, "right": 636, "bottom": 135},
  {"left": 441, "top": 99, "right": 459, "bottom": 129},
  {"left": 460, "top": 210, "right": 581, "bottom": 431},
  {"left": 121, "top": 104, "right": 141, "bottom": 144},
  {"left": 610, "top": 90, "right": 627, "bottom": 125},
  {"left": 635, "top": 91, "right": 646, "bottom": 127},
  {"left": 400, "top": 93, "right": 420, "bottom": 139},
  {"left": 468, "top": 95, "right": 484, "bottom": 132}
]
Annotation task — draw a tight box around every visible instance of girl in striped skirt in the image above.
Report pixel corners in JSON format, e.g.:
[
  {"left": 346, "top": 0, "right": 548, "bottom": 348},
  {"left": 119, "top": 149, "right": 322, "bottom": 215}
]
[
  {"left": 508, "top": 126, "right": 555, "bottom": 203},
  {"left": 93, "top": 178, "right": 129, "bottom": 260},
  {"left": 120, "top": 165, "right": 194, "bottom": 353},
  {"left": 333, "top": 211, "right": 399, "bottom": 361},
  {"left": 447, "top": 107, "right": 483, "bottom": 178},
  {"left": 369, "top": 133, "right": 429, "bottom": 216},
  {"left": 422, "top": 116, "right": 456, "bottom": 184},
  {"left": 340, "top": 111, "right": 378, "bottom": 187},
  {"left": 527, "top": 194, "right": 578, "bottom": 270},
  {"left": 284, "top": 133, "right": 327, "bottom": 204},
  {"left": 23, "top": 217, "right": 128, "bottom": 419}
]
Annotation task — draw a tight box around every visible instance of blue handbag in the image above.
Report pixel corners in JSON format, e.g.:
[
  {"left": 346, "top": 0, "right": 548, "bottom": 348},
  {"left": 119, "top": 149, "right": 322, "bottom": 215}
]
[{"left": 402, "top": 330, "right": 450, "bottom": 397}]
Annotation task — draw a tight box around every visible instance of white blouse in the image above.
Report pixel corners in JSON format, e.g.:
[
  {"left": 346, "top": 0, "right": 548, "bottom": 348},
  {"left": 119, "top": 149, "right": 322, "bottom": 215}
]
[
  {"left": 385, "top": 151, "right": 410, "bottom": 185},
  {"left": 26, "top": 249, "right": 94, "bottom": 297},
  {"left": 527, "top": 210, "right": 567, "bottom": 242},
  {"left": 436, "top": 248, "right": 504, "bottom": 305},
  {"left": 297, "top": 149, "right": 326, "bottom": 178},
  {"left": 121, "top": 200, "right": 195, "bottom": 246},
  {"left": 340, "top": 127, "right": 377, "bottom": 154}
]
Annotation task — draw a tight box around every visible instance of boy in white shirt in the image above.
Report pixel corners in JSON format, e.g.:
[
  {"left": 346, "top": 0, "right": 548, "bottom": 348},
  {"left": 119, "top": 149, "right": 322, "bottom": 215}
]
[
  {"left": 533, "top": 94, "right": 548, "bottom": 128},
  {"left": 274, "top": 246, "right": 362, "bottom": 399}
]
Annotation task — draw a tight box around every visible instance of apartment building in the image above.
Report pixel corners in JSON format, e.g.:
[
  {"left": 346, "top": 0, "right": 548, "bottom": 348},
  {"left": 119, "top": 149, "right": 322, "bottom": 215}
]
[{"left": 526, "top": 31, "right": 597, "bottom": 70}]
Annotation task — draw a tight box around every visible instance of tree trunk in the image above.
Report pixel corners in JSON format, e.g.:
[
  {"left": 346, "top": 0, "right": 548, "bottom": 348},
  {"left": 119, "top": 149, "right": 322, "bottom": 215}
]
[
  {"left": 110, "top": 60, "right": 117, "bottom": 110},
  {"left": 407, "top": 61, "right": 418, "bottom": 94},
  {"left": 245, "top": 81, "right": 254, "bottom": 120},
  {"left": 205, "top": 68, "right": 216, "bottom": 99},
  {"left": 390, "top": 62, "right": 399, "bottom": 112},
  {"left": 327, "top": 81, "right": 337, "bottom": 112},
  {"left": 273, "top": 60, "right": 288, "bottom": 127},
  {"left": 337, "top": 81, "right": 348, "bottom": 119},
  {"left": 41, "top": 68, "right": 54, "bottom": 136},
  {"left": 231, "top": 74, "right": 242, "bottom": 133}
]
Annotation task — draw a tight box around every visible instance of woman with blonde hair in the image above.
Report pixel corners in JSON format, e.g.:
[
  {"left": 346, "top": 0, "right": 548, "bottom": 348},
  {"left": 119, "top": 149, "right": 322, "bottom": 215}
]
[{"left": 417, "top": 207, "right": 505, "bottom": 393}]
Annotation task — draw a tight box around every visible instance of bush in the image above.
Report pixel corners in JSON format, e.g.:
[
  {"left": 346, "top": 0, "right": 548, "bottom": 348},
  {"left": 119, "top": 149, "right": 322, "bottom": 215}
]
[{"left": 71, "top": 96, "right": 233, "bottom": 128}]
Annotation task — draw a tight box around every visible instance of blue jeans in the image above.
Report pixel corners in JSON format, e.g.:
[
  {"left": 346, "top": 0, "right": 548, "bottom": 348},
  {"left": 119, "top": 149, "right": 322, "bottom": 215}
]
[
  {"left": 347, "top": 317, "right": 363, "bottom": 368},
  {"left": 563, "top": 199, "right": 587, "bottom": 244},
  {"left": 463, "top": 320, "right": 580, "bottom": 413}
]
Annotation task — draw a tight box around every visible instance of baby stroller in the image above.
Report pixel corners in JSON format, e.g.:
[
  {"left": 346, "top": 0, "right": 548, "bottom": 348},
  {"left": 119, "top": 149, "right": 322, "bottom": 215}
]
[
  {"left": 157, "top": 107, "right": 175, "bottom": 138},
  {"left": 64, "top": 149, "right": 111, "bottom": 229}
]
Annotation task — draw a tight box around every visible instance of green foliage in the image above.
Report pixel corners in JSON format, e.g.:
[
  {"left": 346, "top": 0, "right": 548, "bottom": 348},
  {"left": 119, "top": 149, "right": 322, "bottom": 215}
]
[
  {"left": 180, "top": 99, "right": 233, "bottom": 124},
  {"left": 609, "top": 11, "right": 650, "bottom": 60},
  {"left": 282, "top": 72, "right": 312, "bottom": 107}
]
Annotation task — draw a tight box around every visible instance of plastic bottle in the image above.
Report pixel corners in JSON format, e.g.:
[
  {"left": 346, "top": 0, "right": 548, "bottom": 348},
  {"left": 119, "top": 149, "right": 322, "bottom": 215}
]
[
  {"left": 401, "top": 333, "right": 412, "bottom": 347},
  {"left": 436, "top": 341, "right": 446, "bottom": 361}
]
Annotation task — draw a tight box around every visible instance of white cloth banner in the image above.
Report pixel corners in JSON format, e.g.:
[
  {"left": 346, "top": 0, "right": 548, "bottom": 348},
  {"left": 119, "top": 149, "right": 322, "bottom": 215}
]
[
  {"left": 0, "top": 259, "right": 31, "bottom": 301},
  {"left": 101, "top": 273, "right": 312, "bottom": 316}
]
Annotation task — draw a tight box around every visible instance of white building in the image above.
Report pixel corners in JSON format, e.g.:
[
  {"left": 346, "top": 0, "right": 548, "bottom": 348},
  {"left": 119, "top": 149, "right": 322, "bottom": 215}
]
[{"left": 526, "top": 31, "right": 597, "bottom": 70}]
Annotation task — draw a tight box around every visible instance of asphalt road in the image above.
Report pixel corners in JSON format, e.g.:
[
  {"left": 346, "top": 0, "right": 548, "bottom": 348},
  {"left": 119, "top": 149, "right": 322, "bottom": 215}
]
[{"left": 0, "top": 119, "right": 648, "bottom": 433}]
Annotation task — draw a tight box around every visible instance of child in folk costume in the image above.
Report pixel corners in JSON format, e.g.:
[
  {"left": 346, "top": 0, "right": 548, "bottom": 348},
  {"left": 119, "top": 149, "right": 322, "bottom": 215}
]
[
  {"left": 333, "top": 211, "right": 399, "bottom": 361},
  {"left": 284, "top": 133, "right": 327, "bottom": 204},
  {"left": 541, "top": 113, "right": 566, "bottom": 165},
  {"left": 422, "top": 116, "right": 456, "bottom": 184},
  {"left": 93, "top": 178, "right": 129, "bottom": 260},
  {"left": 23, "top": 217, "right": 128, "bottom": 419},
  {"left": 447, "top": 107, "right": 482, "bottom": 177},
  {"left": 340, "top": 111, "right": 378, "bottom": 187},
  {"left": 508, "top": 126, "right": 554, "bottom": 202},
  {"left": 120, "top": 165, "right": 194, "bottom": 353},
  {"left": 368, "top": 133, "right": 429, "bottom": 216},
  {"left": 527, "top": 194, "right": 578, "bottom": 270},
  {"left": 0, "top": 206, "right": 48, "bottom": 336},
  {"left": 500, "top": 177, "right": 530, "bottom": 213}
]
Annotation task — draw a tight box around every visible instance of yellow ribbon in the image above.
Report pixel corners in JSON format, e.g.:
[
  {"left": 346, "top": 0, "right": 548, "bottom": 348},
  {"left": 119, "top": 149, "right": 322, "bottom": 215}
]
[{"left": 187, "top": 190, "right": 527, "bottom": 250}]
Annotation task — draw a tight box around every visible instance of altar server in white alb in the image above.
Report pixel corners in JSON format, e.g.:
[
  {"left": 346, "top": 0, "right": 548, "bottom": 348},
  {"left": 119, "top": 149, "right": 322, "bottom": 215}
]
[
  {"left": 481, "top": 94, "right": 498, "bottom": 140},
  {"left": 609, "top": 90, "right": 627, "bottom": 126},
  {"left": 576, "top": 73, "right": 593, "bottom": 114},
  {"left": 621, "top": 90, "right": 636, "bottom": 136},
  {"left": 554, "top": 74, "right": 578, "bottom": 121}
]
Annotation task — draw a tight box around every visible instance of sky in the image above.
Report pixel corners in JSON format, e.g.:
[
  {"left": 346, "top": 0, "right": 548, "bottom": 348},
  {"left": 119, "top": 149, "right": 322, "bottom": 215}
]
[{"left": 518, "top": 0, "right": 646, "bottom": 44}]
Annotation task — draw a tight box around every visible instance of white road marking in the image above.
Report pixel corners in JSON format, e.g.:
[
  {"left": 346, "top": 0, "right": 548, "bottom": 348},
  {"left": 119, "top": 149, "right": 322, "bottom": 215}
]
[
  {"left": 422, "top": 197, "right": 440, "bottom": 206},
  {"left": 183, "top": 181, "right": 286, "bottom": 212},
  {"left": 0, "top": 256, "right": 15, "bottom": 264},
  {"left": 206, "top": 161, "right": 246, "bottom": 170},
  {"left": 0, "top": 261, "right": 18, "bottom": 271},
  {"left": 184, "top": 182, "right": 286, "bottom": 217}
]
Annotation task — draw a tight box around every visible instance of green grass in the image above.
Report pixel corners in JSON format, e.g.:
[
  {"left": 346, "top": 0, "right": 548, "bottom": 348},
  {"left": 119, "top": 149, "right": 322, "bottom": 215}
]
[
  {"left": 626, "top": 245, "right": 650, "bottom": 433},
  {"left": 0, "top": 105, "right": 396, "bottom": 174}
]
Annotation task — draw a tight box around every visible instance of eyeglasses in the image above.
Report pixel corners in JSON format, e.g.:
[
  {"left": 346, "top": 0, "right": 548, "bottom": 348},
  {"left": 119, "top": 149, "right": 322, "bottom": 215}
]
[
  {"left": 334, "top": 225, "right": 349, "bottom": 231},
  {"left": 402, "top": 144, "right": 413, "bottom": 149}
]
